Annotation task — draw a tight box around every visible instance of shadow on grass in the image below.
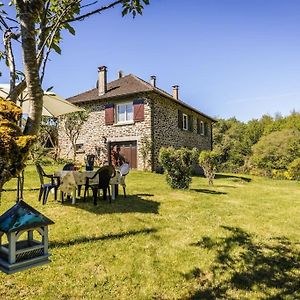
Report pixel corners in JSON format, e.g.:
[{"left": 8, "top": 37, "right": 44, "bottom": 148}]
[
  {"left": 190, "top": 189, "right": 227, "bottom": 195},
  {"left": 187, "top": 226, "right": 300, "bottom": 299},
  {"left": 215, "top": 174, "right": 252, "bottom": 182},
  {"left": 50, "top": 228, "right": 157, "bottom": 249},
  {"left": 63, "top": 194, "right": 160, "bottom": 215}
]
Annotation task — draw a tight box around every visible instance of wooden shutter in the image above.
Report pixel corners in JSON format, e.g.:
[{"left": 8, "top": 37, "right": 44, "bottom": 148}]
[
  {"left": 188, "top": 115, "right": 193, "bottom": 132},
  {"left": 178, "top": 110, "right": 183, "bottom": 129},
  {"left": 204, "top": 122, "right": 208, "bottom": 136},
  {"left": 133, "top": 99, "right": 144, "bottom": 122},
  {"left": 105, "top": 103, "right": 114, "bottom": 125},
  {"left": 197, "top": 119, "right": 200, "bottom": 134}
]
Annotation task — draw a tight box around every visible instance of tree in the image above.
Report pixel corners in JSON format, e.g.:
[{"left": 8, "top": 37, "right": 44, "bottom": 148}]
[
  {"left": 140, "top": 135, "right": 152, "bottom": 170},
  {"left": 62, "top": 111, "right": 89, "bottom": 162},
  {"left": 250, "top": 128, "right": 300, "bottom": 174},
  {"left": 287, "top": 158, "right": 300, "bottom": 180},
  {"left": 0, "top": 0, "right": 149, "bottom": 194},
  {"left": 0, "top": 98, "right": 36, "bottom": 197},
  {"left": 199, "top": 150, "right": 218, "bottom": 186},
  {"left": 159, "top": 147, "right": 197, "bottom": 189},
  {"left": 31, "top": 117, "right": 60, "bottom": 163}
]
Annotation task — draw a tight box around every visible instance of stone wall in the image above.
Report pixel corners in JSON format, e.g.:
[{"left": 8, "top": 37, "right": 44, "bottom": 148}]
[
  {"left": 58, "top": 92, "right": 213, "bottom": 171},
  {"left": 59, "top": 94, "right": 152, "bottom": 169},
  {"left": 148, "top": 93, "right": 213, "bottom": 171}
]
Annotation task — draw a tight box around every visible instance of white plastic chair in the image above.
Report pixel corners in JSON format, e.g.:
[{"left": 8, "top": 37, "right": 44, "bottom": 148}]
[{"left": 119, "top": 163, "right": 130, "bottom": 197}]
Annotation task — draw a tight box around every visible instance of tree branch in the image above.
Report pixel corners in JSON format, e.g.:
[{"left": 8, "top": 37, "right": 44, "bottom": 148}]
[
  {"left": 64, "top": 0, "right": 123, "bottom": 23},
  {"left": 3, "top": 30, "right": 17, "bottom": 97}
]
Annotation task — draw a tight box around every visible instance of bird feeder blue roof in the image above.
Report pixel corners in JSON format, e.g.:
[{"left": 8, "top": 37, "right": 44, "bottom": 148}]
[{"left": 0, "top": 201, "right": 54, "bottom": 233}]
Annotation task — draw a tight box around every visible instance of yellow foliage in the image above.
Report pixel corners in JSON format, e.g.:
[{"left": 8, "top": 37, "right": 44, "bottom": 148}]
[
  {"left": 0, "top": 98, "right": 36, "bottom": 179},
  {"left": 0, "top": 98, "right": 22, "bottom": 122}
]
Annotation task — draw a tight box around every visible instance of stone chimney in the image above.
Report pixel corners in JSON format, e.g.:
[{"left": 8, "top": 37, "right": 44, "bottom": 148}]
[
  {"left": 118, "top": 70, "right": 124, "bottom": 79},
  {"left": 150, "top": 75, "right": 156, "bottom": 87},
  {"left": 172, "top": 85, "right": 179, "bottom": 100},
  {"left": 98, "top": 66, "right": 107, "bottom": 96}
]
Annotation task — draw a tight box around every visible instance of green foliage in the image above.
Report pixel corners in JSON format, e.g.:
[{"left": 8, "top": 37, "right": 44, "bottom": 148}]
[
  {"left": 31, "top": 116, "right": 59, "bottom": 163},
  {"left": 287, "top": 158, "right": 300, "bottom": 180},
  {"left": 213, "top": 112, "right": 300, "bottom": 178},
  {"left": 213, "top": 118, "right": 248, "bottom": 172},
  {"left": 250, "top": 128, "right": 300, "bottom": 173},
  {"left": 0, "top": 98, "right": 36, "bottom": 192},
  {"left": 199, "top": 150, "right": 219, "bottom": 185},
  {"left": 140, "top": 135, "right": 152, "bottom": 170},
  {"left": 62, "top": 111, "right": 89, "bottom": 161},
  {"left": 159, "top": 147, "right": 197, "bottom": 189}
]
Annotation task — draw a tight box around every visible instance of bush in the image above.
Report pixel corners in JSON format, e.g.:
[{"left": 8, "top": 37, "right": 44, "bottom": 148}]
[
  {"left": 199, "top": 150, "right": 219, "bottom": 185},
  {"left": 287, "top": 158, "right": 300, "bottom": 180},
  {"left": 159, "top": 147, "right": 197, "bottom": 189},
  {"left": 250, "top": 128, "right": 300, "bottom": 173}
]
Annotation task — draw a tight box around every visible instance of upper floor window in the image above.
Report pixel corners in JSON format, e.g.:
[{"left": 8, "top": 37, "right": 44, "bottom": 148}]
[
  {"left": 182, "top": 113, "right": 188, "bottom": 131},
  {"left": 200, "top": 121, "right": 204, "bottom": 135},
  {"left": 116, "top": 102, "right": 133, "bottom": 123}
]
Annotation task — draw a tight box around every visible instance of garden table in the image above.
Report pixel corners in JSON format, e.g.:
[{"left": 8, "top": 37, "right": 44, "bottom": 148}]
[{"left": 57, "top": 169, "right": 125, "bottom": 204}]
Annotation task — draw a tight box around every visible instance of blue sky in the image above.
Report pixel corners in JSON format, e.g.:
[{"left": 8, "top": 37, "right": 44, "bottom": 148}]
[{"left": 3, "top": 0, "right": 300, "bottom": 121}]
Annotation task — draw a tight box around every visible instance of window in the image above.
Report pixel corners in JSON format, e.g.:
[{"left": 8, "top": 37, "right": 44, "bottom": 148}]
[
  {"left": 182, "top": 113, "right": 188, "bottom": 130},
  {"left": 200, "top": 121, "right": 204, "bottom": 135},
  {"left": 116, "top": 102, "right": 133, "bottom": 123},
  {"left": 75, "top": 143, "right": 84, "bottom": 153}
]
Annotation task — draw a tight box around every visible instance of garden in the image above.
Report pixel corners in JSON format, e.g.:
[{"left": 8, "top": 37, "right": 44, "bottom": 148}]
[{"left": 0, "top": 165, "right": 299, "bottom": 299}]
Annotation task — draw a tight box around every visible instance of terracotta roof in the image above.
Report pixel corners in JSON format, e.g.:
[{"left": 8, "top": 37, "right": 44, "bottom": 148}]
[{"left": 67, "top": 74, "right": 215, "bottom": 121}]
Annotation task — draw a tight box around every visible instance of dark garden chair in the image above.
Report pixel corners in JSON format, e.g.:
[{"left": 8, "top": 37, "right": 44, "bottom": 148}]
[
  {"left": 36, "top": 163, "right": 60, "bottom": 205},
  {"left": 62, "top": 163, "right": 75, "bottom": 171},
  {"left": 84, "top": 165, "right": 115, "bottom": 205}
]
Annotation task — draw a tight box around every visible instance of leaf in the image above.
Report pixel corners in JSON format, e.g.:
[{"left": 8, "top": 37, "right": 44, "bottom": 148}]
[
  {"left": 46, "top": 86, "right": 54, "bottom": 92},
  {"left": 51, "top": 43, "right": 61, "bottom": 55},
  {"left": 64, "top": 23, "right": 76, "bottom": 36}
]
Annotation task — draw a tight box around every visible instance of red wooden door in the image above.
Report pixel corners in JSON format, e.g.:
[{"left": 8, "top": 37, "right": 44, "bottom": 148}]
[{"left": 110, "top": 141, "right": 137, "bottom": 169}]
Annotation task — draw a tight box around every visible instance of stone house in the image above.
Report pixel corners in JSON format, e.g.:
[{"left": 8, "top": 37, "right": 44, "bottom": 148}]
[{"left": 59, "top": 66, "right": 215, "bottom": 171}]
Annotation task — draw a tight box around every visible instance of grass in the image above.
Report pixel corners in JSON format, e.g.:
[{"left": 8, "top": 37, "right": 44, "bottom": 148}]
[{"left": 0, "top": 165, "right": 299, "bottom": 299}]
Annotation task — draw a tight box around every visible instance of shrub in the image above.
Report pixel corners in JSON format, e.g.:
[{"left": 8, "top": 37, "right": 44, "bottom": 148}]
[
  {"left": 250, "top": 128, "right": 300, "bottom": 173},
  {"left": 287, "top": 158, "right": 300, "bottom": 180},
  {"left": 159, "top": 147, "right": 197, "bottom": 189},
  {"left": 199, "top": 150, "right": 219, "bottom": 185}
]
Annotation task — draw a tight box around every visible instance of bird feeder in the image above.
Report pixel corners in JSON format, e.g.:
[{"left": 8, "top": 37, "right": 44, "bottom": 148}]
[{"left": 0, "top": 200, "right": 54, "bottom": 274}]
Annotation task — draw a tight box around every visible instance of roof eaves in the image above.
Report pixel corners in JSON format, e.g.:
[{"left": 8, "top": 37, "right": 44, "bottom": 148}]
[
  {"left": 71, "top": 90, "right": 149, "bottom": 105},
  {"left": 152, "top": 89, "right": 216, "bottom": 122}
]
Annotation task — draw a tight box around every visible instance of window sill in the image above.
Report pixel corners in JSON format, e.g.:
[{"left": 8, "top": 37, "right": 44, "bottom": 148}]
[
  {"left": 76, "top": 150, "right": 85, "bottom": 154},
  {"left": 113, "top": 121, "right": 135, "bottom": 127}
]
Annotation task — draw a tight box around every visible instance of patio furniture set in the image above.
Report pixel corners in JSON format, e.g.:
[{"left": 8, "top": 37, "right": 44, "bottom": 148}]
[{"left": 36, "top": 162, "right": 129, "bottom": 205}]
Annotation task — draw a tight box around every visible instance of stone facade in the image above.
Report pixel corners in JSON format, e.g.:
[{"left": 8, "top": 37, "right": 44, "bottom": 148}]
[
  {"left": 59, "top": 92, "right": 213, "bottom": 171},
  {"left": 149, "top": 93, "right": 212, "bottom": 171},
  {"left": 59, "top": 94, "right": 152, "bottom": 169}
]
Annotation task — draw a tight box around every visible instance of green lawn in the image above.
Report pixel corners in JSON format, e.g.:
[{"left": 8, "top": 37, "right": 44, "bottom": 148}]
[{"left": 1, "top": 165, "right": 300, "bottom": 299}]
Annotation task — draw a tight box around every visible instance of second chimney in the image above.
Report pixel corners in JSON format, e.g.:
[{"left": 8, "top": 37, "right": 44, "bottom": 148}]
[
  {"left": 150, "top": 75, "right": 156, "bottom": 87},
  {"left": 118, "top": 70, "right": 124, "bottom": 79},
  {"left": 172, "top": 85, "right": 179, "bottom": 100},
  {"left": 98, "top": 66, "right": 107, "bottom": 96}
]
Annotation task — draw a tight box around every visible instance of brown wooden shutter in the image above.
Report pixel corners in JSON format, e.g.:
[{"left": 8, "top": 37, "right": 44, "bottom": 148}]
[
  {"left": 133, "top": 99, "right": 144, "bottom": 122},
  {"left": 178, "top": 110, "right": 183, "bottom": 129},
  {"left": 204, "top": 122, "right": 208, "bottom": 136},
  {"left": 188, "top": 115, "right": 193, "bottom": 132},
  {"left": 105, "top": 103, "right": 114, "bottom": 125},
  {"left": 197, "top": 119, "right": 200, "bottom": 134}
]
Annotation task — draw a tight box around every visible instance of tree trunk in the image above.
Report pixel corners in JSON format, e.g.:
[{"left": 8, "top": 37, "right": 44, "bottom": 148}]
[
  {"left": 72, "top": 142, "right": 77, "bottom": 162},
  {"left": 17, "top": 3, "right": 43, "bottom": 136}
]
